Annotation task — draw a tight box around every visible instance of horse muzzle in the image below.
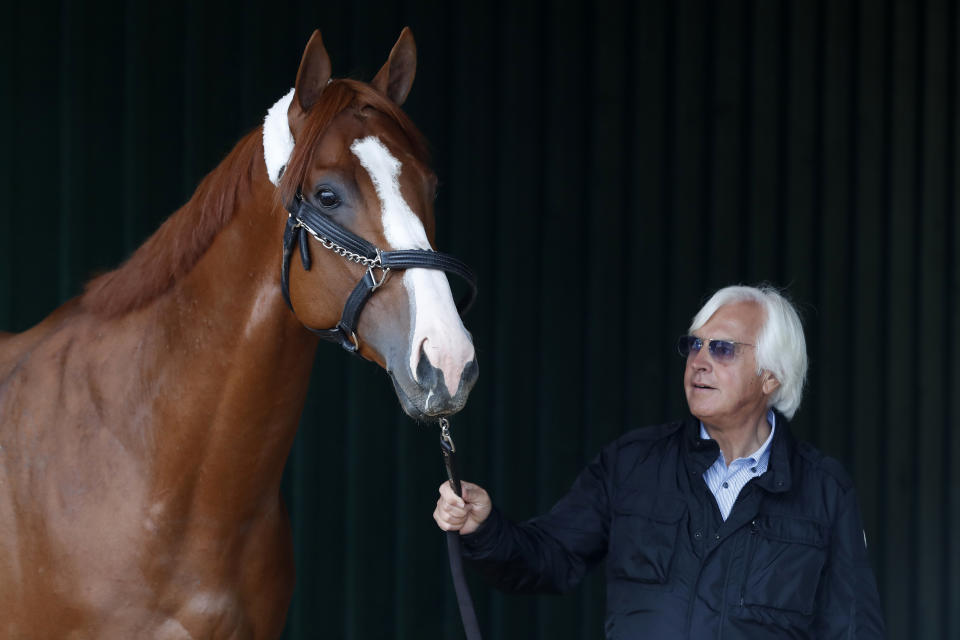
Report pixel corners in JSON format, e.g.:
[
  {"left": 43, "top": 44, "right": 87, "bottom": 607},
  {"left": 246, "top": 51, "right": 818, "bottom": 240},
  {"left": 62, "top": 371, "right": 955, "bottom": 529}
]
[{"left": 390, "top": 349, "right": 479, "bottom": 420}]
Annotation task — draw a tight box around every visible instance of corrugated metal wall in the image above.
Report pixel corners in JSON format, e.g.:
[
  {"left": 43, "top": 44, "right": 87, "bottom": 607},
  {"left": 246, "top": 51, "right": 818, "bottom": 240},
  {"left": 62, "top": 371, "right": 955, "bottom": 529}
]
[{"left": 1, "top": 1, "right": 957, "bottom": 638}]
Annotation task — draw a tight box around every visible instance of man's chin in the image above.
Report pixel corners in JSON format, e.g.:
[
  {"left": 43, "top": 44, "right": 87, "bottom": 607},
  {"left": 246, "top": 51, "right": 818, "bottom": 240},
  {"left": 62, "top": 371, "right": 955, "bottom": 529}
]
[
  {"left": 688, "top": 402, "right": 727, "bottom": 423},
  {"left": 685, "top": 391, "right": 721, "bottom": 414}
]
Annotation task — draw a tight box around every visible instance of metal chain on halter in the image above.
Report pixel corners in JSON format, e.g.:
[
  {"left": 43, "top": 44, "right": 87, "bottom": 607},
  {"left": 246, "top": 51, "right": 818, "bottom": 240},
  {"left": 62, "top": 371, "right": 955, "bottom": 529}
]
[
  {"left": 291, "top": 216, "right": 391, "bottom": 289},
  {"left": 439, "top": 418, "right": 483, "bottom": 640},
  {"left": 293, "top": 218, "right": 382, "bottom": 267}
]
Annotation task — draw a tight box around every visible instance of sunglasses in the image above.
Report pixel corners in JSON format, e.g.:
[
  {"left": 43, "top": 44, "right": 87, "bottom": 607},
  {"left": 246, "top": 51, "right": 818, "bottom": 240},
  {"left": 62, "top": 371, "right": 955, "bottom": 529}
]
[{"left": 677, "top": 335, "right": 755, "bottom": 362}]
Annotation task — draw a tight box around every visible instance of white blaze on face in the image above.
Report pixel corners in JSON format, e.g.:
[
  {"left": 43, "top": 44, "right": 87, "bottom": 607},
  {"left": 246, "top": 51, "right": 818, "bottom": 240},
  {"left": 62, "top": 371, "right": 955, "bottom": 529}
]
[{"left": 350, "top": 136, "right": 474, "bottom": 397}]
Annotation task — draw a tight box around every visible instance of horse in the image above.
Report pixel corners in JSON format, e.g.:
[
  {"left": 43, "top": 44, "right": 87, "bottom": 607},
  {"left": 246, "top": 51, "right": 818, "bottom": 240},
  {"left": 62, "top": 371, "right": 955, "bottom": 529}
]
[{"left": 0, "top": 27, "right": 478, "bottom": 639}]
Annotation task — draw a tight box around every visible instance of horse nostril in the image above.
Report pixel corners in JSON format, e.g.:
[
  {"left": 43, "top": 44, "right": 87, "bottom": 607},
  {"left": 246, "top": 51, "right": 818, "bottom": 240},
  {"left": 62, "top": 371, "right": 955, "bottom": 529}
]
[
  {"left": 408, "top": 348, "right": 478, "bottom": 416},
  {"left": 415, "top": 344, "right": 443, "bottom": 391},
  {"left": 460, "top": 360, "right": 479, "bottom": 391}
]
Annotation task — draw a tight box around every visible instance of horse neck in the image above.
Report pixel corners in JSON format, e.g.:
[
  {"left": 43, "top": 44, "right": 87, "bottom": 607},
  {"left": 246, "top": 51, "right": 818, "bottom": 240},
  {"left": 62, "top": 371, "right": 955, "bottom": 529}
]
[{"left": 131, "top": 168, "right": 318, "bottom": 518}]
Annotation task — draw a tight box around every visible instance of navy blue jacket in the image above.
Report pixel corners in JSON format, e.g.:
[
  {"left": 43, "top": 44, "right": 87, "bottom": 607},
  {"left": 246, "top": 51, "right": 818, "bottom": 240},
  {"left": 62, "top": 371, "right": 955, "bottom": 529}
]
[{"left": 461, "top": 416, "right": 885, "bottom": 639}]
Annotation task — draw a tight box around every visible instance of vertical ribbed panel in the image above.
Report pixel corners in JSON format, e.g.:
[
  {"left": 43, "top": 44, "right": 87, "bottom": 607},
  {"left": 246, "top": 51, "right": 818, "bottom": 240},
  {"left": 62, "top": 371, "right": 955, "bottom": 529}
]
[{"left": 0, "top": 1, "right": 956, "bottom": 637}]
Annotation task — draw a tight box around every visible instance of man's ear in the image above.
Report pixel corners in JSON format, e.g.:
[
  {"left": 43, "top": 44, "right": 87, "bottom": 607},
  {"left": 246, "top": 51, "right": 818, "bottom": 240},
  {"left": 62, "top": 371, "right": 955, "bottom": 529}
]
[
  {"left": 371, "top": 27, "right": 416, "bottom": 105},
  {"left": 761, "top": 372, "right": 781, "bottom": 396}
]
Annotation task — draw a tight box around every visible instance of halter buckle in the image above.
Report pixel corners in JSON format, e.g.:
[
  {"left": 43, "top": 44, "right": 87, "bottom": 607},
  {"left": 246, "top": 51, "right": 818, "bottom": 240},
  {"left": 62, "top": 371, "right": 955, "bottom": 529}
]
[{"left": 368, "top": 249, "right": 390, "bottom": 291}]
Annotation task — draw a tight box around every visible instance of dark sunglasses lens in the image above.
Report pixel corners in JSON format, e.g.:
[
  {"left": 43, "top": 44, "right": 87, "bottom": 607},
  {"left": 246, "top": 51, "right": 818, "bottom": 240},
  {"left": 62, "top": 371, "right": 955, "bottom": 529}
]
[
  {"left": 709, "top": 340, "right": 737, "bottom": 361},
  {"left": 677, "top": 336, "right": 697, "bottom": 357}
]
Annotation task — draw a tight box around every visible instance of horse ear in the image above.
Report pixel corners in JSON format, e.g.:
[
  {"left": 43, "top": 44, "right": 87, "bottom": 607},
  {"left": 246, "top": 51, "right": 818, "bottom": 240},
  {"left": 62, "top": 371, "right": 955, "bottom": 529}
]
[
  {"left": 290, "top": 30, "right": 332, "bottom": 122},
  {"left": 371, "top": 27, "right": 417, "bottom": 105}
]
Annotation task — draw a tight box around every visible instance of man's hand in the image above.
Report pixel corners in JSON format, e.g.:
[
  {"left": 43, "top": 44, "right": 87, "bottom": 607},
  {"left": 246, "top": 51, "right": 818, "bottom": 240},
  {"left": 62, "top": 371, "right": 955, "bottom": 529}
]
[{"left": 433, "top": 481, "right": 492, "bottom": 535}]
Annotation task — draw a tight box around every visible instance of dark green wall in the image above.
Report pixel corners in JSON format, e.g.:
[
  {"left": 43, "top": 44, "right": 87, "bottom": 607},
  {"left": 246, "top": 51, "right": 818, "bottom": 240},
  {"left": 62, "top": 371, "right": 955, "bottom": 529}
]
[{"left": 1, "top": 1, "right": 957, "bottom": 638}]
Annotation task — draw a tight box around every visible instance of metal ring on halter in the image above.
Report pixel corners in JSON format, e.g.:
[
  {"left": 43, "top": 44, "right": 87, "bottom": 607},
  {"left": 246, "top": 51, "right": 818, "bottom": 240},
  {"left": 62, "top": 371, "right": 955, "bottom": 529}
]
[{"left": 347, "top": 331, "right": 359, "bottom": 352}]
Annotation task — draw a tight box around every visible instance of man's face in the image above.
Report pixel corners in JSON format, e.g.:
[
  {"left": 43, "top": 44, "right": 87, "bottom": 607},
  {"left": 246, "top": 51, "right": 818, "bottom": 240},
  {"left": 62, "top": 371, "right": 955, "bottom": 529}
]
[{"left": 683, "top": 301, "right": 778, "bottom": 429}]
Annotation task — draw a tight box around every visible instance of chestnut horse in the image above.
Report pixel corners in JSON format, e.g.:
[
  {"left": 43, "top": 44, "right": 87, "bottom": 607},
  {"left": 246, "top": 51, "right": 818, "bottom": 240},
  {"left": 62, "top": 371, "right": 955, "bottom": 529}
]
[{"left": 0, "top": 28, "right": 477, "bottom": 639}]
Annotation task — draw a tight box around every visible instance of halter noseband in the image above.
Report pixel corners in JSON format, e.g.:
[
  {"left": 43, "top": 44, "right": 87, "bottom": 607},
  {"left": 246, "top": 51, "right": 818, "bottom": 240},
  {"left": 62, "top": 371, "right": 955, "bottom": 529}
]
[{"left": 280, "top": 190, "right": 477, "bottom": 353}]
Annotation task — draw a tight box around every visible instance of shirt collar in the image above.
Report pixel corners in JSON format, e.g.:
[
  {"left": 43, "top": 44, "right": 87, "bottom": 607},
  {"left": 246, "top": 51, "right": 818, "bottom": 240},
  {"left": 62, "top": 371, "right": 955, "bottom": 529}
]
[{"left": 699, "top": 409, "right": 777, "bottom": 465}]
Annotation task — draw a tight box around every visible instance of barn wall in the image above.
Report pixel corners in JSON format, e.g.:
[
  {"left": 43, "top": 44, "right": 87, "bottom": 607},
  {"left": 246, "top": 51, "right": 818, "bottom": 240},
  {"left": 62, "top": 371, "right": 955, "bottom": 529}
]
[{"left": 1, "top": 1, "right": 956, "bottom": 637}]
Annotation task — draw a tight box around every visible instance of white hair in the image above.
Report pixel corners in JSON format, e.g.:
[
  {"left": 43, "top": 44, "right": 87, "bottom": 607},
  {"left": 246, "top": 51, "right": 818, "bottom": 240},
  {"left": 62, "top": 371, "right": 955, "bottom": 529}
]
[{"left": 688, "top": 285, "right": 808, "bottom": 420}]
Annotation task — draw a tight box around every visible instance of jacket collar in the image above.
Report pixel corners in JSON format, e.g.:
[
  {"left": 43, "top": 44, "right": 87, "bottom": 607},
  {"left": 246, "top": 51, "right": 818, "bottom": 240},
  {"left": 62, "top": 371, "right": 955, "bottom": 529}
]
[{"left": 682, "top": 410, "right": 794, "bottom": 494}]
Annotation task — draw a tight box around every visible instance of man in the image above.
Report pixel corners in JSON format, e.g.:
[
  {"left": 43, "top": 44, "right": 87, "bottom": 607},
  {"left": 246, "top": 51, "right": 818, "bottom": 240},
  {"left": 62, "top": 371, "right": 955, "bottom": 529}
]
[{"left": 434, "top": 285, "right": 884, "bottom": 638}]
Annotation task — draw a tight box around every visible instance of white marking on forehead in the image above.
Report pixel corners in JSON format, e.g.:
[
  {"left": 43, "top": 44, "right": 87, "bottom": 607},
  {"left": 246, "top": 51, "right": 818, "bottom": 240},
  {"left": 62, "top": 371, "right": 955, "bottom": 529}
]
[
  {"left": 262, "top": 88, "right": 295, "bottom": 186},
  {"left": 350, "top": 136, "right": 474, "bottom": 396},
  {"left": 350, "top": 136, "right": 431, "bottom": 250}
]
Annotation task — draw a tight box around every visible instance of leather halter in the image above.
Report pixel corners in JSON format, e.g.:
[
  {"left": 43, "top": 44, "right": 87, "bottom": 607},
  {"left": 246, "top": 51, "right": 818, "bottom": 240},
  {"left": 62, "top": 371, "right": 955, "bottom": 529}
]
[{"left": 281, "top": 190, "right": 477, "bottom": 352}]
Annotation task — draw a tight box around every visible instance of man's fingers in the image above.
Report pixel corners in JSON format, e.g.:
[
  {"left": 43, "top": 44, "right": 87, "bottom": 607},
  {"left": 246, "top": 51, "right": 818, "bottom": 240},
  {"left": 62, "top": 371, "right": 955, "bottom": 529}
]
[
  {"left": 433, "top": 501, "right": 466, "bottom": 531},
  {"left": 436, "top": 496, "right": 467, "bottom": 519},
  {"left": 461, "top": 481, "right": 486, "bottom": 504},
  {"left": 437, "top": 481, "right": 466, "bottom": 508},
  {"left": 440, "top": 480, "right": 484, "bottom": 504},
  {"left": 434, "top": 513, "right": 458, "bottom": 531},
  {"left": 434, "top": 481, "right": 490, "bottom": 536},
  {"left": 445, "top": 503, "right": 468, "bottom": 518}
]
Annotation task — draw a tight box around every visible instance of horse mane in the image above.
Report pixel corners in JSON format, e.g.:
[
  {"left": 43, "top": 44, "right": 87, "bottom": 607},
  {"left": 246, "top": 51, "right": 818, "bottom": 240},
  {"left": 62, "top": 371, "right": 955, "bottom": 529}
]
[
  {"left": 83, "top": 78, "right": 428, "bottom": 318},
  {"left": 82, "top": 129, "right": 263, "bottom": 317}
]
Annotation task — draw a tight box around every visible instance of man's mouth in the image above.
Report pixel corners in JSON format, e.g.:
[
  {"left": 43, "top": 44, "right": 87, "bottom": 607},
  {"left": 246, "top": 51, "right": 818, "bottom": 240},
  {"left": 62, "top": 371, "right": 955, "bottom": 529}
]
[{"left": 692, "top": 383, "right": 715, "bottom": 390}]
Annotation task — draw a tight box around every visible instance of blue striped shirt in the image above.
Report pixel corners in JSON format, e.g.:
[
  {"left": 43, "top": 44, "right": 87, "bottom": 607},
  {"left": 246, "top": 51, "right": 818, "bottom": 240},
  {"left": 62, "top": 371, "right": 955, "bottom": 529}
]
[{"left": 700, "top": 411, "right": 776, "bottom": 520}]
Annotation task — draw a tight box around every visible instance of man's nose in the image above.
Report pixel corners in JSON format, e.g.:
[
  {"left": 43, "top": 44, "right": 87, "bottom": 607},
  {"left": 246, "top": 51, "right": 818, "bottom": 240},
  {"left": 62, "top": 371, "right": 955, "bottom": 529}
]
[{"left": 690, "top": 345, "right": 712, "bottom": 369}]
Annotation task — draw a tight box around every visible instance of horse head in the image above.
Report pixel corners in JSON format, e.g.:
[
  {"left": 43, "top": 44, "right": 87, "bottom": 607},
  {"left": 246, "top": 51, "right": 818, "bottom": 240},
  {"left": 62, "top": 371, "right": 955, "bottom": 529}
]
[{"left": 268, "top": 29, "right": 478, "bottom": 420}]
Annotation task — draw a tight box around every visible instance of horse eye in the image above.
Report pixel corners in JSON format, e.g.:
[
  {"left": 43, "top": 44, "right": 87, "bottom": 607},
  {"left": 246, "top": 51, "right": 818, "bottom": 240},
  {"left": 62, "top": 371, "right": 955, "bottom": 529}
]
[{"left": 316, "top": 187, "right": 340, "bottom": 208}]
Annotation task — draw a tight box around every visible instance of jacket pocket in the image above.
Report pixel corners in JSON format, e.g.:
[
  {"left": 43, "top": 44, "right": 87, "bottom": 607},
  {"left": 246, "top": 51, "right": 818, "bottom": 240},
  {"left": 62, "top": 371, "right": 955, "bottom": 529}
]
[
  {"left": 738, "top": 514, "right": 829, "bottom": 615},
  {"left": 608, "top": 493, "right": 686, "bottom": 585}
]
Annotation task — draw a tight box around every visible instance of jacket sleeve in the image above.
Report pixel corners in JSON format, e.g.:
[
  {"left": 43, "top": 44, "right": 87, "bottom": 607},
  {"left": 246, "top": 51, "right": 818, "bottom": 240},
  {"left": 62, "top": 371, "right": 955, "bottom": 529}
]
[
  {"left": 459, "top": 443, "right": 613, "bottom": 594},
  {"left": 815, "top": 485, "right": 885, "bottom": 638}
]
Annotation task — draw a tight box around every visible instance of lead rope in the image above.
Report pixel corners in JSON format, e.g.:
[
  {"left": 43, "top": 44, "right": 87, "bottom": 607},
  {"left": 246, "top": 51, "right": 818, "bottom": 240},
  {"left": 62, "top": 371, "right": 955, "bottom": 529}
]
[{"left": 439, "top": 418, "right": 483, "bottom": 640}]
